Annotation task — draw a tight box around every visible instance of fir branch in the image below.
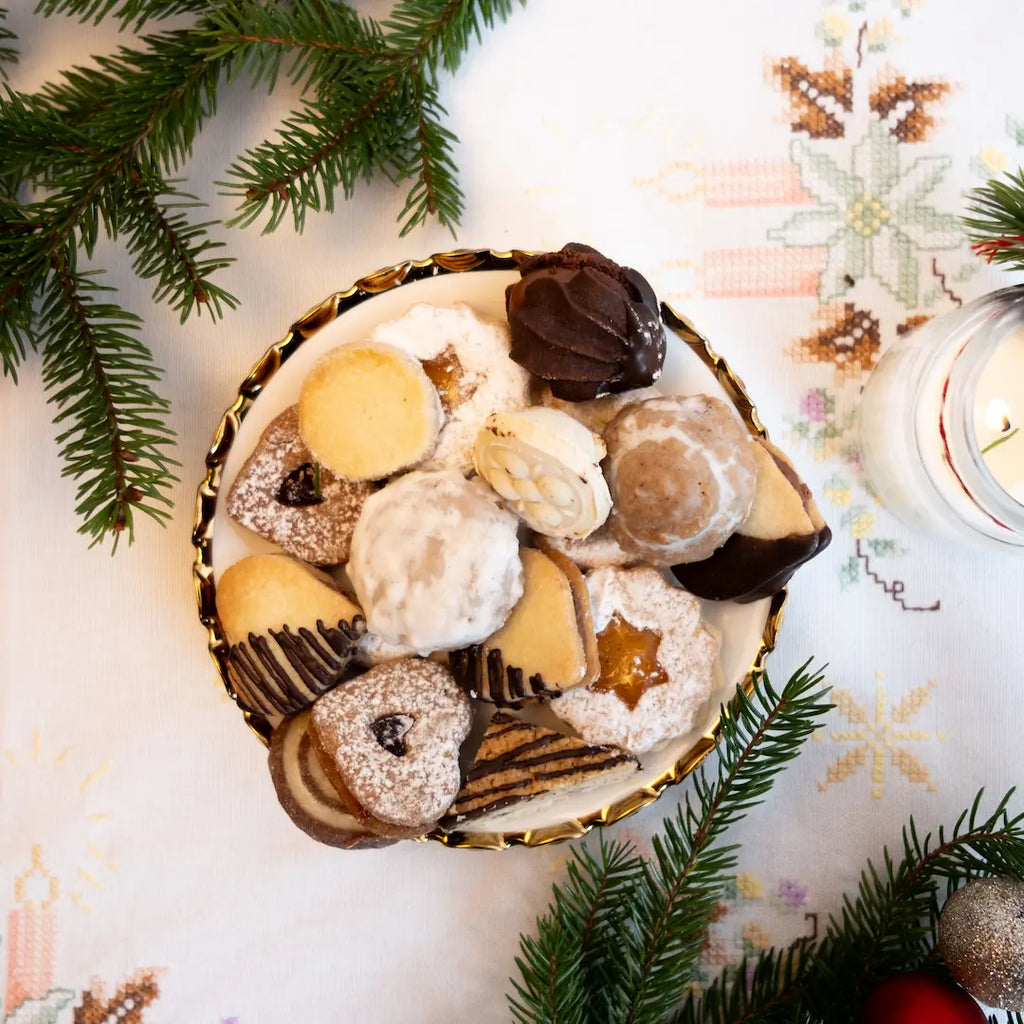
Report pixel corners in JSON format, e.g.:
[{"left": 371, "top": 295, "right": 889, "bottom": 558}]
[
  {"left": 385, "top": 0, "right": 524, "bottom": 76},
  {"left": 0, "top": 8, "right": 18, "bottom": 80},
  {"left": 220, "top": 75, "right": 415, "bottom": 232},
  {"left": 111, "top": 169, "right": 237, "bottom": 321},
  {"left": 40, "top": 250, "right": 177, "bottom": 548},
  {"left": 35, "top": 0, "right": 208, "bottom": 30},
  {"left": 963, "top": 168, "right": 1024, "bottom": 271},
  {"left": 510, "top": 663, "right": 832, "bottom": 1024},
  {"left": 395, "top": 74, "right": 463, "bottom": 235},
  {"left": 202, "top": 0, "right": 389, "bottom": 94}
]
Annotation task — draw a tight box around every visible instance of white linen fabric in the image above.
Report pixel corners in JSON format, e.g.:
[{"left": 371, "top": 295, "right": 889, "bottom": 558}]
[{"left": 2, "top": 1, "right": 1024, "bottom": 1021}]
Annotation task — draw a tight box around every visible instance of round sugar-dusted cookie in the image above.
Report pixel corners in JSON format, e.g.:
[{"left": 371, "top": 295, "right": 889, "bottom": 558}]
[
  {"left": 549, "top": 567, "right": 719, "bottom": 754},
  {"left": 298, "top": 341, "right": 443, "bottom": 481},
  {"left": 310, "top": 659, "right": 473, "bottom": 839},
  {"left": 348, "top": 470, "right": 523, "bottom": 654},
  {"left": 269, "top": 712, "right": 394, "bottom": 849},
  {"left": 370, "top": 302, "right": 531, "bottom": 474},
  {"left": 225, "top": 406, "right": 377, "bottom": 565},
  {"left": 218, "top": 554, "right": 365, "bottom": 718},
  {"left": 604, "top": 395, "right": 758, "bottom": 564}
]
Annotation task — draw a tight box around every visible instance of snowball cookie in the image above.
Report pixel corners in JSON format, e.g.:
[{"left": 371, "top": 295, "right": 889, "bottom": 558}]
[
  {"left": 348, "top": 470, "right": 524, "bottom": 654},
  {"left": 298, "top": 341, "right": 443, "bottom": 481},
  {"left": 603, "top": 395, "right": 758, "bottom": 564}
]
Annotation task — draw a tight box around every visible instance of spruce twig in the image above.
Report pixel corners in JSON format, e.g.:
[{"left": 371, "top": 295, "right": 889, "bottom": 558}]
[
  {"left": 2, "top": 1, "right": 520, "bottom": 549},
  {"left": 963, "top": 168, "right": 1024, "bottom": 271},
  {"left": 510, "top": 662, "right": 832, "bottom": 1024},
  {"left": 0, "top": 8, "right": 17, "bottom": 80}
]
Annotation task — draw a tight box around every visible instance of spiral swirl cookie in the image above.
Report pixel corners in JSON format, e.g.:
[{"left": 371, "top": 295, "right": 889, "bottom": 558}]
[
  {"left": 298, "top": 341, "right": 443, "bottom": 481},
  {"left": 348, "top": 470, "right": 524, "bottom": 654},
  {"left": 268, "top": 712, "right": 394, "bottom": 849},
  {"left": 225, "top": 406, "right": 377, "bottom": 565},
  {"left": 370, "top": 302, "right": 531, "bottom": 474},
  {"left": 217, "top": 554, "right": 365, "bottom": 718},
  {"left": 310, "top": 659, "right": 473, "bottom": 838},
  {"left": 603, "top": 395, "right": 758, "bottom": 564},
  {"left": 549, "top": 567, "right": 719, "bottom": 753},
  {"left": 474, "top": 407, "right": 611, "bottom": 539}
]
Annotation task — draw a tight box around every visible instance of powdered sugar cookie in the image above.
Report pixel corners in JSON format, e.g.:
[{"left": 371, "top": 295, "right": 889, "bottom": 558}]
[
  {"left": 310, "top": 659, "right": 473, "bottom": 838},
  {"left": 226, "top": 406, "right": 377, "bottom": 565},
  {"left": 370, "top": 303, "right": 531, "bottom": 473},
  {"left": 549, "top": 567, "right": 719, "bottom": 754}
]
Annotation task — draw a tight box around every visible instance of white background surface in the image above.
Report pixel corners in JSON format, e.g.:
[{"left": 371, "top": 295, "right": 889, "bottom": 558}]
[{"left": 3, "top": 1, "right": 1024, "bottom": 1021}]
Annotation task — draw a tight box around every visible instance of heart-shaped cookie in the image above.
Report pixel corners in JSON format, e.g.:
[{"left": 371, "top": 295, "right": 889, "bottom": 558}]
[
  {"left": 310, "top": 659, "right": 473, "bottom": 839},
  {"left": 226, "top": 405, "right": 377, "bottom": 565}
]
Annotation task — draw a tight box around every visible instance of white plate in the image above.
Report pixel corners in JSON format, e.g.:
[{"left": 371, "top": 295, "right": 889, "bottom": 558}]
[{"left": 196, "top": 253, "right": 781, "bottom": 848}]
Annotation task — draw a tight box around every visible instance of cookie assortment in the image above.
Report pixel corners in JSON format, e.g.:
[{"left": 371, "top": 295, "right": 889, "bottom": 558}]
[{"left": 215, "top": 243, "right": 831, "bottom": 846}]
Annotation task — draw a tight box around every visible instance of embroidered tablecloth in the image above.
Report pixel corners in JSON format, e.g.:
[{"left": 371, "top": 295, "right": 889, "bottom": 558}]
[{"left": 3, "top": 1, "right": 1024, "bottom": 1021}]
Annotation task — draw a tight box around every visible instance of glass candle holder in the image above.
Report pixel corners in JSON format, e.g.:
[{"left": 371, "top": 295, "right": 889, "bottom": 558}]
[{"left": 859, "top": 285, "right": 1024, "bottom": 551}]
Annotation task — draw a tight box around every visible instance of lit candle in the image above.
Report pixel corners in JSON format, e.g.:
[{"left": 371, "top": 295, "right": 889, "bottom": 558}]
[
  {"left": 860, "top": 286, "right": 1024, "bottom": 550},
  {"left": 5, "top": 845, "right": 58, "bottom": 1015}
]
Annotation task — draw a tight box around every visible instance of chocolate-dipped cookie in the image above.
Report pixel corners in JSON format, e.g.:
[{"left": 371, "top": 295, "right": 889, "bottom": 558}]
[
  {"left": 449, "top": 547, "right": 599, "bottom": 707},
  {"left": 268, "top": 712, "right": 394, "bottom": 849},
  {"left": 217, "top": 554, "right": 365, "bottom": 718},
  {"left": 506, "top": 243, "right": 666, "bottom": 400},
  {"left": 670, "top": 438, "right": 831, "bottom": 601},
  {"left": 440, "top": 712, "right": 639, "bottom": 833},
  {"left": 225, "top": 406, "right": 377, "bottom": 565}
]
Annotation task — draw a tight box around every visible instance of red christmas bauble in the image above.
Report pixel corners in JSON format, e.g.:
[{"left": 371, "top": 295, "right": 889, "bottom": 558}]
[{"left": 862, "top": 971, "right": 987, "bottom": 1024}]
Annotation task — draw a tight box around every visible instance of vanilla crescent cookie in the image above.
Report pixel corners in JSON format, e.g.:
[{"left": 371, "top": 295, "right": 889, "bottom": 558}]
[
  {"left": 310, "top": 659, "right": 473, "bottom": 838},
  {"left": 370, "top": 303, "right": 531, "bottom": 474},
  {"left": 549, "top": 567, "right": 719, "bottom": 754},
  {"left": 298, "top": 341, "right": 443, "bottom": 481},
  {"left": 603, "top": 394, "right": 758, "bottom": 564},
  {"left": 348, "top": 470, "right": 524, "bottom": 654},
  {"left": 474, "top": 407, "right": 611, "bottom": 539}
]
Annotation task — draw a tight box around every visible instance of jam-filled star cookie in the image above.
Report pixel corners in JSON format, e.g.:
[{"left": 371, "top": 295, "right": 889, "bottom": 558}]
[{"left": 549, "top": 567, "right": 719, "bottom": 754}]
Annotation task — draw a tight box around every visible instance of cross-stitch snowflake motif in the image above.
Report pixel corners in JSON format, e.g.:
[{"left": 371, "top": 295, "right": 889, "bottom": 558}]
[
  {"left": 817, "top": 675, "right": 944, "bottom": 799},
  {"left": 769, "top": 120, "right": 963, "bottom": 306}
]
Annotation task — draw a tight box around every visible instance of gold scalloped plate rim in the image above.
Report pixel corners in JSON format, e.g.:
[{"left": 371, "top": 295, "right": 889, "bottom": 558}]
[{"left": 191, "top": 247, "right": 787, "bottom": 851}]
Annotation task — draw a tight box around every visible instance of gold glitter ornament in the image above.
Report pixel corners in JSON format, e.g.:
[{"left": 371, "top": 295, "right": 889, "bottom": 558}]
[{"left": 938, "top": 877, "right": 1024, "bottom": 1011}]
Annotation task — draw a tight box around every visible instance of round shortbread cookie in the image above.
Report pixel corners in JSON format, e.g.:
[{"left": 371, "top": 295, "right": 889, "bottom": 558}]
[
  {"left": 549, "top": 567, "right": 719, "bottom": 754},
  {"left": 298, "top": 341, "right": 443, "bottom": 481}
]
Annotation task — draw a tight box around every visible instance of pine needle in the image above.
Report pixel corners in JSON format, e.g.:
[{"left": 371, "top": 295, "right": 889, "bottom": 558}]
[{"left": 963, "top": 168, "right": 1024, "bottom": 272}]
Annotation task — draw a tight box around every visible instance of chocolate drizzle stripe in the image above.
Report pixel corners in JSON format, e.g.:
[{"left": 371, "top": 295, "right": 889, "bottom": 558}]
[
  {"left": 466, "top": 734, "right": 564, "bottom": 780},
  {"left": 273, "top": 628, "right": 328, "bottom": 697},
  {"left": 452, "top": 758, "right": 635, "bottom": 819},
  {"left": 248, "top": 634, "right": 300, "bottom": 713},
  {"left": 231, "top": 642, "right": 286, "bottom": 715},
  {"left": 464, "top": 744, "right": 620, "bottom": 788},
  {"left": 299, "top": 623, "right": 342, "bottom": 674},
  {"left": 263, "top": 629, "right": 320, "bottom": 705}
]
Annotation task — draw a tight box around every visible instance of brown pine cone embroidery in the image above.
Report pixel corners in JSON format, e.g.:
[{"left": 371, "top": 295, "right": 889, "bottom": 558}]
[
  {"left": 788, "top": 304, "right": 880, "bottom": 383},
  {"left": 74, "top": 970, "right": 160, "bottom": 1024},
  {"left": 770, "top": 58, "right": 853, "bottom": 138},
  {"left": 870, "top": 73, "right": 951, "bottom": 143}
]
